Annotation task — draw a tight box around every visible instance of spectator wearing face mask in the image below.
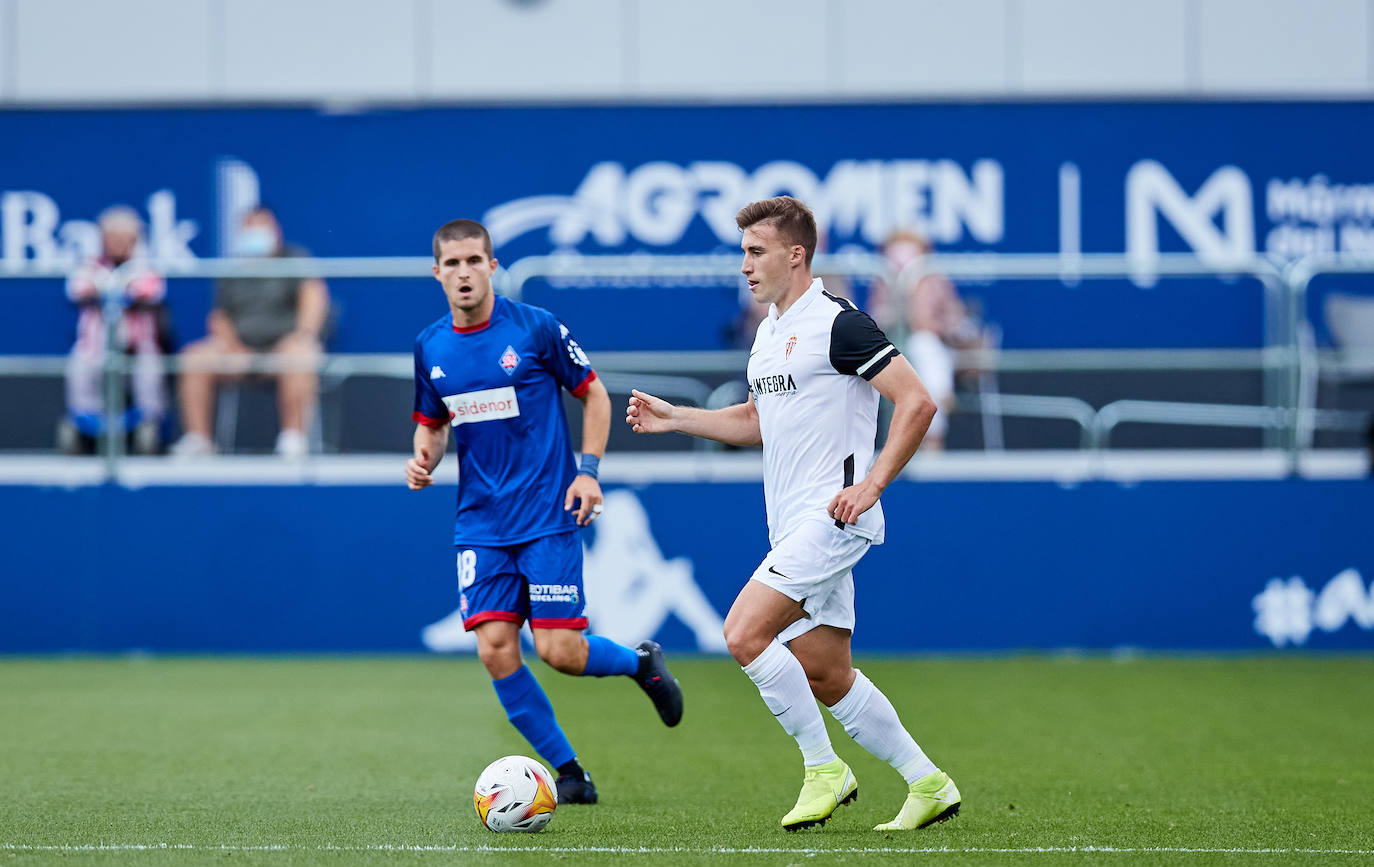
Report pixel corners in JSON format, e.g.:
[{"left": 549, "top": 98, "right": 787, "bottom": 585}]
[{"left": 170, "top": 206, "right": 329, "bottom": 459}]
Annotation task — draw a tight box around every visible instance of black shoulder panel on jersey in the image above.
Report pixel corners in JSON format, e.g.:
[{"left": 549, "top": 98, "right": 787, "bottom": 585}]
[
  {"left": 822, "top": 290, "right": 856, "bottom": 311},
  {"left": 829, "top": 308, "right": 899, "bottom": 380}
]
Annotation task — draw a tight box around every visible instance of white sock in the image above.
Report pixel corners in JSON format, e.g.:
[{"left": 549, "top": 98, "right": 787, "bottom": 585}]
[
  {"left": 826, "top": 669, "right": 936, "bottom": 784},
  {"left": 741, "top": 640, "right": 837, "bottom": 767}
]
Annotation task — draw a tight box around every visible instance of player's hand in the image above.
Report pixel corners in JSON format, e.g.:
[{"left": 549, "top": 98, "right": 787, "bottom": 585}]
[
  {"left": 406, "top": 447, "right": 434, "bottom": 490},
  {"left": 626, "top": 389, "right": 676, "bottom": 434},
  {"left": 565, "top": 474, "right": 604, "bottom": 527},
  {"left": 828, "top": 480, "right": 882, "bottom": 525}
]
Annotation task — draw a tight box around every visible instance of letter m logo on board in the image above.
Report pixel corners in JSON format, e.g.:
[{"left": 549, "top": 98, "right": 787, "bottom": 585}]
[{"left": 1125, "top": 160, "right": 1255, "bottom": 285}]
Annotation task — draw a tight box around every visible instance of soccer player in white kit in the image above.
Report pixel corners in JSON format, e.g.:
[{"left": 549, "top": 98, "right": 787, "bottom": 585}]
[{"left": 626, "top": 196, "right": 960, "bottom": 832}]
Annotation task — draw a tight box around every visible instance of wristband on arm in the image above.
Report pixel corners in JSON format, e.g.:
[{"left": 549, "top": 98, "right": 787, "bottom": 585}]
[{"left": 577, "top": 453, "right": 600, "bottom": 480}]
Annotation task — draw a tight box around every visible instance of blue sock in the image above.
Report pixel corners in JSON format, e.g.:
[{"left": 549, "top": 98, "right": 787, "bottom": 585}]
[
  {"left": 491, "top": 665, "right": 575, "bottom": 769},
  {"left": 582, "top": 635, "right": 640, "bottom": 677}
]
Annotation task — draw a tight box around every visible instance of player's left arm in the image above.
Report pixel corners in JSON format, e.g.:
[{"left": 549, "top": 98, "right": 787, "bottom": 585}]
[
  {"left": 564, "top": 375, "right": 610, "bottom": 527},
  {"left": 828, "top": 356, "right": 937, "bottom": 525}
]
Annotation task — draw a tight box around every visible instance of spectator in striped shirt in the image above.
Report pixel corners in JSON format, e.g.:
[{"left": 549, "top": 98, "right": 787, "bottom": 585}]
[{"left": 59, "top": 206, "right": 169, "bottom": 455}]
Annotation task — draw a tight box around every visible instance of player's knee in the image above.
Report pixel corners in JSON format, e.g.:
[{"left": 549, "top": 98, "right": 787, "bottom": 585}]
[
  {"left": 477, "top": 650, "right": 514, "bottom": 679},
  {"left": 723, "top": 622, "right": 768, "bottom": 667},
  {"left": 477, "top": 637, "right": 520, "bottom": 678}
]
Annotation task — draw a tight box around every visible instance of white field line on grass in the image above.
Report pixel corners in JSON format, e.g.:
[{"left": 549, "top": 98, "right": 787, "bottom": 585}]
[{"left": 4, "top": 844, "right": 1374, "bottom": 856}]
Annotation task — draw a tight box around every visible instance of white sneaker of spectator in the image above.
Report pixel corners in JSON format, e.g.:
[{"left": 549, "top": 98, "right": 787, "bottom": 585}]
[
  {"left": 275, "top": 428, "right": 309, "bottom": 460},
  {"left": 169, "top": 431, "right": 214, "bottom": 458}
]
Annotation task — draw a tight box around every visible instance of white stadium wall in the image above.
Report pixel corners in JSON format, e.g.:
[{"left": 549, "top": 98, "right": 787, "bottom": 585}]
[{"left": 0, "top": 0, "right": 1371, "bottom": 104}]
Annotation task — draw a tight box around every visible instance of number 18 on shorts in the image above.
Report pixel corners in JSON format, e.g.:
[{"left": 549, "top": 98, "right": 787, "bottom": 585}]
[{"left": 457, "top": 530, "right": 590, "bottom": 632}]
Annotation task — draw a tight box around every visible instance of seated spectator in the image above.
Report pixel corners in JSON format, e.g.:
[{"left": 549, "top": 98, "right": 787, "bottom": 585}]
[
  {"left": 170, "top": 207, "right": 329, "bottom": 458},
  {"left": 60, "top": 206, "right": 168, "bottom": 455},
  {"left": 879, "top": 231, "right": 984, "bottom": 452}
]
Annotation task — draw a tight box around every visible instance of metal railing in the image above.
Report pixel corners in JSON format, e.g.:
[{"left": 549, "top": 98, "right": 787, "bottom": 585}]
[
  {"left": 503, "top": 251, "right": 1373, "bottom": 472},
  {"left": 2, "top": 252, "right": 1372, "bottom": 476}
]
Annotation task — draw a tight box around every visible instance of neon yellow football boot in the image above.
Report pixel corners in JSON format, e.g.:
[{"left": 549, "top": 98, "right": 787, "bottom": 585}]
[
  {"left": 780, "top": 758, "right": 858, "bottom": 831},
  {"left": 874, "top": 769, "right": 961, "bottom": 831}
]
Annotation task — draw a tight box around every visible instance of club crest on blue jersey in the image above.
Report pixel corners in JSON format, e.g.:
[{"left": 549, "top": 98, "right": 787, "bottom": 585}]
[{"left": 499, "top": 345, "right": 521, "bottom": 375}]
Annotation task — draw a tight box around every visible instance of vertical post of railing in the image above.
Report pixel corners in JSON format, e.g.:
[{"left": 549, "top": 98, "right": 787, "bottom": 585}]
[
  {"left": 99, "top": 265, "right": 127, "bottom": 479},
  {"left": 1258, "top": 271, "right": 1289, "bottom": 451},
  {"left": 1285, "top": 267, "right": 1306, "bottom": 475}
]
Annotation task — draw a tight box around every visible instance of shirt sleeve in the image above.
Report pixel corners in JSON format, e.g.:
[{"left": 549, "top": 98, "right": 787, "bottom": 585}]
[
  {"left": 829, "top": 308, "right": 900, "bottom": 380},
  {"left": 66, "top": 264, "right": 99, "bottom": 303},
  {"left": 541, "top": 314, "right": 598, "bottom": 397},
  {"left": 125, "top": 268, "right": 165, "bottom": 304},
  {"left": 411, "top": 340, "right": 448, "bottom": 427}
]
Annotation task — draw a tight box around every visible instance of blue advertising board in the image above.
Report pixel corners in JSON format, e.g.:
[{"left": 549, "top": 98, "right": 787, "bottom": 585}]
[
  {"left": 1, "top": 479, "right": 1370, "bottom": 654},
  {"left": 2, "top": 101, "right": 1373, "bottom": 355}
]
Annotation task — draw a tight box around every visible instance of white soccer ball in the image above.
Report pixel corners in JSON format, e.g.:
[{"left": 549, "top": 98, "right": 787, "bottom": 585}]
[{"left": 473, "top": 755, "right": 558, "bottom": 833}]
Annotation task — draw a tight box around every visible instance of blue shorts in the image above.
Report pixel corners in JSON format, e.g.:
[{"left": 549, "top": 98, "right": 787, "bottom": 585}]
[{"left": 457, "top": 531, "right": 588, "bottom": 632}]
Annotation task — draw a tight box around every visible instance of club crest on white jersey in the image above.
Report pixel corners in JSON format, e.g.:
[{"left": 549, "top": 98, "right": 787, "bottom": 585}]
[{"left": 442, "top": 386, "right": 521, "bottom": 426}]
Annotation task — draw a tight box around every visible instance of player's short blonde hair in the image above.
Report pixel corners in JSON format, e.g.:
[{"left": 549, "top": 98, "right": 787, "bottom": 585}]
[{"left": 735, "top": 196, "right": 818, "bottom": 267}]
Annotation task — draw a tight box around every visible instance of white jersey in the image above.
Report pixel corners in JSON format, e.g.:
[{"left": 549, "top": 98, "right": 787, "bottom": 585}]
[{"left": 747, "top": 278, "right": 900, "bottom": 546}]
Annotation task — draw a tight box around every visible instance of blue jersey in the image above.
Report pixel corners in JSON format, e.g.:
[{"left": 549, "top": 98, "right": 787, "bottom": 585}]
[{"left": 412, "top": 296, "right": 597, "bottom": 546}]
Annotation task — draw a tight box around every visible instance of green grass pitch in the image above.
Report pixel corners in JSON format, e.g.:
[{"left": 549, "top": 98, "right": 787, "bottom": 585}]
[{"left": 2, "top": 655, "right": 1372, "bottom": 865}]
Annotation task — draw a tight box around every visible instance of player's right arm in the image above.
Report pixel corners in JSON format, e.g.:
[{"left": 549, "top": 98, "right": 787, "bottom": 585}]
[
  {"left": 625, "top": 389, "right": 762, "bottom": 446},
  {"left": 409, "top": 334, "right": 450, "bottom": 489},
  {"left": 406, "top": 422, "right": 449, "bottom": 490}
]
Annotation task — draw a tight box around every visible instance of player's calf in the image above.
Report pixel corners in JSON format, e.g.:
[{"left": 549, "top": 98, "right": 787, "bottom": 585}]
[{"left": 536, "top": 643, "right": 585, "bottom": 675}]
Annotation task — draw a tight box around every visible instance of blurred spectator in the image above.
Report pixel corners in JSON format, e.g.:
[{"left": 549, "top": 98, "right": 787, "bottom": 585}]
[
  {"left": 59, "top": 206, "right": 168, "bottom": 455},
  {"left": 170, "top": 207, "right": 329, "bottom": 458},
  {"left": 877, "top": 231, "right": 985, "bottom": 452}
]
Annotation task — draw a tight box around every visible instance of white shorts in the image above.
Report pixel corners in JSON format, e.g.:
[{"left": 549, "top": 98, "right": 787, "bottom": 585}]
[{"left": 750, "top": 519, "right": 871, "bottom": 644}]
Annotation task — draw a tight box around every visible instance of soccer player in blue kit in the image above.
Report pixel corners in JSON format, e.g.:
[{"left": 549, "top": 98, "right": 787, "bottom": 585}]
[{"left": 406, "top": 219, "right": 683, "bottom": 804}]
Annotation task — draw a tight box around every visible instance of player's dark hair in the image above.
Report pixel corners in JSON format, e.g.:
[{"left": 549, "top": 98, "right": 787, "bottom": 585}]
[
  {"left": 735, "top": 196, "right": 818, "bottom": 267},
  {"left": 433, "top": 219, "right": 493, "bottom": 261}
]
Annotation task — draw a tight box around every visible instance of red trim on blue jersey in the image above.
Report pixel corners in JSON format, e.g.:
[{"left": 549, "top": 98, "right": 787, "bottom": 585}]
[
  {"left": 529, "top": 617, "right": 589, "bottom": 630},
  {"left": 462, "top": 611, "right": 524, "bottom": 631},
  {"left": 452, "top": 319, "right": 491, "bottom": 334},
  {"left": 412, "top": 411, "right": 447, "bottom": 428},
  {"left": 570, "top": 370, "right": 598, "bottom": 398}
]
